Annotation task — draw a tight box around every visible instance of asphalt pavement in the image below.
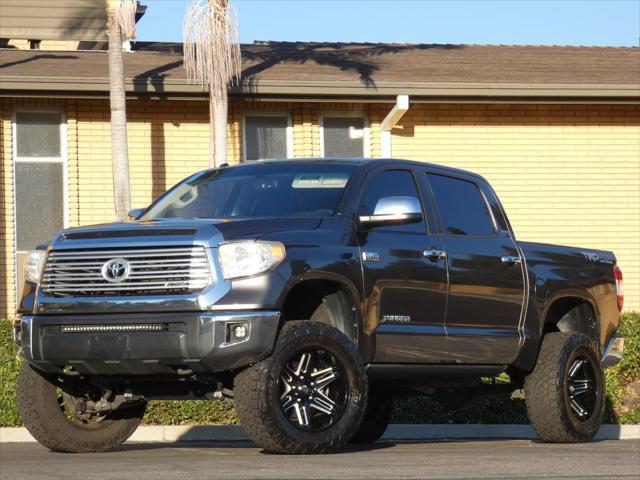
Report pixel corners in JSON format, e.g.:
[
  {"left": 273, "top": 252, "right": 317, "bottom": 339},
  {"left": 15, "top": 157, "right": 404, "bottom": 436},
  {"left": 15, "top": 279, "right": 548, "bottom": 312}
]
[{"left": 1, "top": 439, "right": 638, "bottom": 480}]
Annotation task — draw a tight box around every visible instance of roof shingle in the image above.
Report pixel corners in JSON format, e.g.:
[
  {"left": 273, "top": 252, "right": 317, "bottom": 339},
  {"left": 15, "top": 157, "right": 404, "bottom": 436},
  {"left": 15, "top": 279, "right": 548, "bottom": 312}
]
[{"left": 1, "top": 42, "right": 638, "bottom": 100}]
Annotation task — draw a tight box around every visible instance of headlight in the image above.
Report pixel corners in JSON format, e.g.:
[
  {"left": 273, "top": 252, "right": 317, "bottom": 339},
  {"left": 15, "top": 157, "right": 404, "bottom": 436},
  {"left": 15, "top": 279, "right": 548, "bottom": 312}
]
[
  {"left": 25, "top": 250, "right": 47, "bottom": 284},
  {"left": 218, "top": 241, "right": 286, "bottom": 280}
]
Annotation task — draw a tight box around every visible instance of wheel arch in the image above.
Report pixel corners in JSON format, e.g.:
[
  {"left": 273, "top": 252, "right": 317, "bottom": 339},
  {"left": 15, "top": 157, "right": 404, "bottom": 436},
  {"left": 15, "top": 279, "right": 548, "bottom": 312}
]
[
  {"left": 278, "top": 275, "right": 361, "bottom": 346},
  {"left": 541, "top": 294, "right": 600, "bottom": 351}
]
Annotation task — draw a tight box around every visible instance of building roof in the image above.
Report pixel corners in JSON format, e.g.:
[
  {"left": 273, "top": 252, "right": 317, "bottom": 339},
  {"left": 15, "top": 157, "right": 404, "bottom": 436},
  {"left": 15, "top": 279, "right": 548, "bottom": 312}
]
[
  {"left": 1, "top": 42, "right": 639, "bottom": 102},
  {"left": 0, "top": 0, "right": 146, "bottom": 41}
]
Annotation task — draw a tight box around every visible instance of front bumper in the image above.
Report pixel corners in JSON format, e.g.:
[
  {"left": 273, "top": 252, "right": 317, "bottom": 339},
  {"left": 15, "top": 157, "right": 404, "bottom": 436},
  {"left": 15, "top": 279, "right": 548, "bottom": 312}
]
[
  {"left": 601, "top": 332, "right": 624, "bottom": 369},
  {"left": 14, "top": 311, "right": 280, "bottom": 375}
]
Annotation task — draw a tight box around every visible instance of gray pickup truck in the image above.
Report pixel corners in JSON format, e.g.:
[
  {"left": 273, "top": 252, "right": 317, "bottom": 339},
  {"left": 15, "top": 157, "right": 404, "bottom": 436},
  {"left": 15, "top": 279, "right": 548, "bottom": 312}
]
[{"left": 14, "top": 159, "right": 624, "bottom": 454}]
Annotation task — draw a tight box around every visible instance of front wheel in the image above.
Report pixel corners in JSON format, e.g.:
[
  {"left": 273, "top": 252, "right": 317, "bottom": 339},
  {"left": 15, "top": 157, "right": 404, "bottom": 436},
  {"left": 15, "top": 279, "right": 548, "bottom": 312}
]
[
  {"left": 524, "top": 332, "right": 605, "bottom": 443},
  {"left": 17, "top": 362, "right": 146, "bottom": 452},
  {"left": 234, "top": 321, "right": 368, "bottom": 454}
]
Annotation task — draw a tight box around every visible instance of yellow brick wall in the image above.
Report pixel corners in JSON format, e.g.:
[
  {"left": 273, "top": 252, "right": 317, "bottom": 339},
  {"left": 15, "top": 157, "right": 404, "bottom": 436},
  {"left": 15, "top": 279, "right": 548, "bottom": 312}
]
[
  {"left": 0, "top": 100, "right": 15, "bottom": 318},
  {"left": 392, "top": 103, "right": 640, "bottom": 311},
  {"left": 74, "top": 99, "right": 213, "bottom": 224},
  {"left": 0, "top": 99, "right": 638, "bottom": 317}
]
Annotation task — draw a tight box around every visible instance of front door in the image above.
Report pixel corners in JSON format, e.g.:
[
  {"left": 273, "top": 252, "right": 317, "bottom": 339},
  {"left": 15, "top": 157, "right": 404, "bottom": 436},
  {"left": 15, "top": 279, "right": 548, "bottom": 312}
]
[
  {"left": 357, "top": 168, "right": 449, "bottom": 363},
  {"left": 424, "top": 172, "right": 525, "bottom": 364}
]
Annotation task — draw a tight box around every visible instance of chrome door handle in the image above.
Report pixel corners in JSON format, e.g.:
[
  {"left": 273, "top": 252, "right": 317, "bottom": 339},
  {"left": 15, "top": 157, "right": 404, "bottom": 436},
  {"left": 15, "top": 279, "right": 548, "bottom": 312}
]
[
  {"left": 423, "top": 249, "right": 447, "bottom": 262},
  {"left": 501, "top": 256, "right": 522, "bottom": 266}
]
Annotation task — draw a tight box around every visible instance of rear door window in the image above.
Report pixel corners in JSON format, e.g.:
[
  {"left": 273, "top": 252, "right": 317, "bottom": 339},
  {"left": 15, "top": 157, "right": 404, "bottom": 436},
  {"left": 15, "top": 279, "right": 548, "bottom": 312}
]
[{"left": 427, "top": 174, "right": 495, "bottom": 236}]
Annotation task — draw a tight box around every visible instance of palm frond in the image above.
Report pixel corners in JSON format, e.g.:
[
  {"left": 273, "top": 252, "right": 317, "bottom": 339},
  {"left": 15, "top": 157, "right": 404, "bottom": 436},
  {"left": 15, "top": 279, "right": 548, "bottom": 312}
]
[
  {"left": 183, "top": 0, "right": 241, "bottom": 98},
  {"left": 116, "top": 0, "right": 138, "bottom": 38}
]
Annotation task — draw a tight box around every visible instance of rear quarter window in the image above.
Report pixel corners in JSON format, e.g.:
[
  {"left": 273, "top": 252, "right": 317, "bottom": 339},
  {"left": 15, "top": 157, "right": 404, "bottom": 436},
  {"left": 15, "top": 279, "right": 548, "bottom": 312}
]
[{"left": 427, "top": 174, "right": 495, "bottom": 236}]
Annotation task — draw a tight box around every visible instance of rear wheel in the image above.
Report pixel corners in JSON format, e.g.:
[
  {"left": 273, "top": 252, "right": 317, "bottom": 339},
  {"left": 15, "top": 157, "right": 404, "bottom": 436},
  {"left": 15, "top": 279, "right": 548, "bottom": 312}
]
[
  {"left": 350, "top": 393, "right": 392, "bottom": 443},
  {"left": 234, "top": 321, "right": 367, "bottom": 454},
  {"left": 524, "top": 332, "right": 605, "bottom": 443},
  {"left": 17, "top": 362, "right": 146, "bottom": 452}
]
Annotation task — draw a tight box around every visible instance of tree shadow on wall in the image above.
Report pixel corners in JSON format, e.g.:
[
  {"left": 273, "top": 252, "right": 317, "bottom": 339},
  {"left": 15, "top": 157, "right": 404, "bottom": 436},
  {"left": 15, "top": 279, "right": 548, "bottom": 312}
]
[{"left": 150, "top": 121, "right": 166, "bottom": 201}]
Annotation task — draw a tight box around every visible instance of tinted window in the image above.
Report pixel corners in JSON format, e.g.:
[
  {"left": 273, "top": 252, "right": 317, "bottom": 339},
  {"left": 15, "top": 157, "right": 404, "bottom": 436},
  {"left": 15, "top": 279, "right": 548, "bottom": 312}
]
[
  {"left": 15, "top": 162, "right": 64, "bottom": 250},
  {"left": 14, "top": 111, "right": 65, "bottom": 251},
  {"left": 323, "top": 117, "right": 366, "bottom": 157},
  {"left": 359, "top": 170, "right": 425, "bottom": 233},
  {"left": 245, "top": 116, "right": 288, "bottom": 161},
  {"left": 142, "top": 163, "right": 356, "bottom": 220},
  {"left": 15, "top": 111, "right": 61, "bottom": 158},
  {"left": 427, "top": 174, "right": 494, "bottom": 235}
]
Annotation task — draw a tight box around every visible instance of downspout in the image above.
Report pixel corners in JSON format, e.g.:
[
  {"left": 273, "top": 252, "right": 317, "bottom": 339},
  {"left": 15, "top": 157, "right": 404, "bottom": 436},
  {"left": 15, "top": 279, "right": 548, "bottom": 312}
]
[{"left": 380, "top": 95, "right": 410, "bottom": 158}]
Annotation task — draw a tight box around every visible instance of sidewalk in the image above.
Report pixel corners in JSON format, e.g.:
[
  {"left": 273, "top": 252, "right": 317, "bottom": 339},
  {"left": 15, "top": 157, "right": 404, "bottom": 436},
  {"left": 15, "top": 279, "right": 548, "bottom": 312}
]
[{"left": 2, "top": 424, "right": 639, "bottom": 443}]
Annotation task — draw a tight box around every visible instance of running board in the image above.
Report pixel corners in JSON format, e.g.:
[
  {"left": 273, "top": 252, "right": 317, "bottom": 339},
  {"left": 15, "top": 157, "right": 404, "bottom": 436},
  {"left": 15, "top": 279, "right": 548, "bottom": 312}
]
[{"left": 366, "top": 364, "right": 507, "bottom": 382}]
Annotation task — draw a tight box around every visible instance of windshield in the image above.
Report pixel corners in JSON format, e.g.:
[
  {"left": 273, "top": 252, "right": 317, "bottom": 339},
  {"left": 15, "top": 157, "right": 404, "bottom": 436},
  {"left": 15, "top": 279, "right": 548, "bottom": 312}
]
[{"left": 141, "top": 163, "right": 357, "bottom": 220}]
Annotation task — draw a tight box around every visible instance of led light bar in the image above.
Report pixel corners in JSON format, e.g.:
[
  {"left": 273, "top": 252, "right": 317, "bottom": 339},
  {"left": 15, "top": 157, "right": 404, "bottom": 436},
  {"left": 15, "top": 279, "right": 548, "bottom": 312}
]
[{"left": 61, "top": 324, "right": 166, "bottom": 333}]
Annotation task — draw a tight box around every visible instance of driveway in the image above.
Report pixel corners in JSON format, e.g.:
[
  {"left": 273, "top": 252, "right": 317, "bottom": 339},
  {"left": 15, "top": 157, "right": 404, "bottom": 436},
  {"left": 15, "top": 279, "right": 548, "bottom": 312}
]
[{"left": 1, "top": 439, "right": 638, "bottom": 480}]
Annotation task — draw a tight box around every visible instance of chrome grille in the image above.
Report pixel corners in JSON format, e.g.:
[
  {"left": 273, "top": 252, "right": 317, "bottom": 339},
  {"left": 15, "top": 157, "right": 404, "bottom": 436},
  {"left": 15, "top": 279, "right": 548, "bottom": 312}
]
[{"left": 41, "top": 246, "right": 212, "bottom": 296}]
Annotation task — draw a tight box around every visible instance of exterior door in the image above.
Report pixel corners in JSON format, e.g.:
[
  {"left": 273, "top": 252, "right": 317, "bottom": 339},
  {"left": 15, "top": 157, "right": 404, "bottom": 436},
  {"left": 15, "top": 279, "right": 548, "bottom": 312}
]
[
  {"left": 424, "top": 172, "right": 525, "bottom": 364},
  {"left": 357, "top": 168, "right": 449, "bottom": 363}
]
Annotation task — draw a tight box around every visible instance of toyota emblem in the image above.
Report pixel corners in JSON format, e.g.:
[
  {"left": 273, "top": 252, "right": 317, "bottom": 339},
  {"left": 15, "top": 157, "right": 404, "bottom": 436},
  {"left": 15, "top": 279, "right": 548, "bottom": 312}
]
[{"left": 101, "top": 258, "right": 131, "bottom": 283}]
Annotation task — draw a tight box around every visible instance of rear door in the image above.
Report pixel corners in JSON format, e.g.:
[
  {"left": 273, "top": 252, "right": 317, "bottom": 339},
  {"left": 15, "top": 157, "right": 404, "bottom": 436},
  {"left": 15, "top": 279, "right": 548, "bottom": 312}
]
[
  {"left": 422, "top": 172, "right": 525, "bottom": 364},
  {"left": 357, "top": 168, "right": 449, "bottom": 363}
]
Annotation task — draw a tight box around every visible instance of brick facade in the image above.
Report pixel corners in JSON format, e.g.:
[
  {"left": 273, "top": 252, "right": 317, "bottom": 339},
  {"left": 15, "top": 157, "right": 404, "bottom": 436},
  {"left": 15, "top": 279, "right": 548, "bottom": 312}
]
[{"left": 1, "top": 99, "right": 638, "bottom": 318}]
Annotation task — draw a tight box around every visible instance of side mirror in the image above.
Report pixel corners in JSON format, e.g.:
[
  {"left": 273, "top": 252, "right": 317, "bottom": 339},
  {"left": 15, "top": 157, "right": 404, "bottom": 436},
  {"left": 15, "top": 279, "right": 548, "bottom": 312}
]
[
  {"left": 358, "top": 196, "right": 423, "bottom": 228},
  {"left": 127, "top": 208, "right": 145, "bottom": 220}
]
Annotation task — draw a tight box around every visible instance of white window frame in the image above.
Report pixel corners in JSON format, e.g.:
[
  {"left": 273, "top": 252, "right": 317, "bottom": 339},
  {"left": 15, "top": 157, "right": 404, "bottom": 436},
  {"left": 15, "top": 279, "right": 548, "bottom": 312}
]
[
  {"left": 11, "top": 107, "right": 68, "bottom": 250},
  {"left": 242, "top": 112, "right": 293, "bottom": 161},
  {"left": 319, "top": 112, "right": 370, "bottom": 158}
]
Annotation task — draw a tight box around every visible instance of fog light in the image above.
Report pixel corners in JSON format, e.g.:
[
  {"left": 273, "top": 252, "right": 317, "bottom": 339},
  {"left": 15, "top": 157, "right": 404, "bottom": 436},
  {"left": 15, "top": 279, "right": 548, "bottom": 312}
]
[
  {"left": 232, "top": 324, "right": 248, "bottom": 340},
  {"left": 226, "top": 321, "right": 250, "bottom": 344}
]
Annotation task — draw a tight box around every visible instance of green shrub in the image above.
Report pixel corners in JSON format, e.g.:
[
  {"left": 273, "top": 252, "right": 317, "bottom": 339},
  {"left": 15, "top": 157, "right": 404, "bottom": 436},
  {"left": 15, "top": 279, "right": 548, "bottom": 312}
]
[
  {"left": 616, "top": 312, "right": 640, "bottom": 381},
  {"left": 143, "top": 399, "right": 238, "bottom": 425},
  {"left": 0, "top": 320, "right": 21, "bottom": 427},
  {"left": 1, "top": 312, "right": 638, "bottom": 427}
]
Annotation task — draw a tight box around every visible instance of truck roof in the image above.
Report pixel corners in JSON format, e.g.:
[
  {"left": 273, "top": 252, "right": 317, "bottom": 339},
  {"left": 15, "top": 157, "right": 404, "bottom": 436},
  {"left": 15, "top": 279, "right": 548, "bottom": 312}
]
[{"left": 217, "top": 157, "right": 485, "bottom": 181}]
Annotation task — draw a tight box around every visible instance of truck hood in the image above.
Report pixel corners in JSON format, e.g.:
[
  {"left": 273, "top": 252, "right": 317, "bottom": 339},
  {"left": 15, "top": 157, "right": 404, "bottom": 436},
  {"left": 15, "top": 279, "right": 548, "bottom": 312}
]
[{"left": 49, "top": 217, "right": 323, "bottom": 250}]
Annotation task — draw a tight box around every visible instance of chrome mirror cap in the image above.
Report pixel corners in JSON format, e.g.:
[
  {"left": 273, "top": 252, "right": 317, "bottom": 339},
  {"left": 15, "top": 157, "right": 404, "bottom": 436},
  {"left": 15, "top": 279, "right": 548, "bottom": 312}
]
[
  {"left": 358, "top": 196, "right": 423, "bottom": 228},
  {"left": 372, "top": 196, "right": 422, "bottom": 216}
]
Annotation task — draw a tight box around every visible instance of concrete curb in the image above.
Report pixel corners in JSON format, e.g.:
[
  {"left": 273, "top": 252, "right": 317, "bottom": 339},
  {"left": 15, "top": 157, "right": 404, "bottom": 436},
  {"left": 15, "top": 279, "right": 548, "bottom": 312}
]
[{"left": 1, "top": 424, "right": 639, "bottom": 443}]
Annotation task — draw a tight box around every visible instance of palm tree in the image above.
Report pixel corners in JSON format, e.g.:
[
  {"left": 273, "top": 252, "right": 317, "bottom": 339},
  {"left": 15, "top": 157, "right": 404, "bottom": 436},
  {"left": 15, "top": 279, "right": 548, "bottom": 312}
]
[
  {"left": 105, "top": 0, "right": 137, "bottom": 220},
  {"left": 183, "top": 0, "right": 241, "bottom": 167}
]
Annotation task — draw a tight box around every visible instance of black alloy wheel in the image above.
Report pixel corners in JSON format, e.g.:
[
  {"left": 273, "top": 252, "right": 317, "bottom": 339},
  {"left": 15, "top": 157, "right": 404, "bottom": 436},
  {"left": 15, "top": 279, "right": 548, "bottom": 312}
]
[
  {"left": 278, "top": 348, "right": 348, "bottom": 431},
  {"left": 525, "top": 332, "right": 605, "bottom": 443},
  {"left": 234, "top": 321, "right": 368, "bottom": 454},
  {"left": 565, "top": 356, "right": 598, "bottom": 422}
]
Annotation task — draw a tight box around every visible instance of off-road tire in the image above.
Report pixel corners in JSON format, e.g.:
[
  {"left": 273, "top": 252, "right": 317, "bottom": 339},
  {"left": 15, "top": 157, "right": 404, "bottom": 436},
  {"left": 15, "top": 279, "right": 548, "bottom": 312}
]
[
  {"left": 349, "top": 393, "right": 392, "bottom": 443},
  {"left": 524, "top": 332, "right": 605, "bottom": 443},
  {"left": 17, "top": 362, "right": 146, "bottom": 453},
  {"left": 234, "top": 321, "right": 367, "bottom": 454}
]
